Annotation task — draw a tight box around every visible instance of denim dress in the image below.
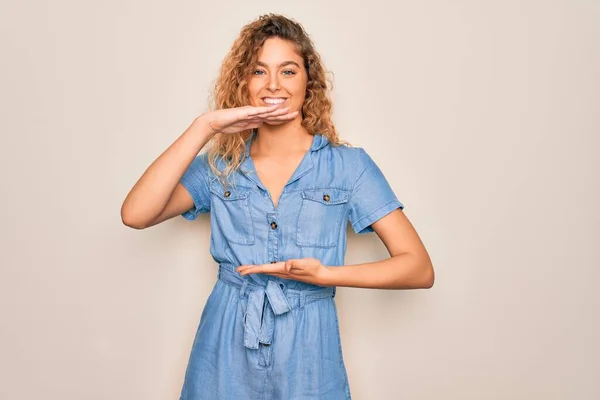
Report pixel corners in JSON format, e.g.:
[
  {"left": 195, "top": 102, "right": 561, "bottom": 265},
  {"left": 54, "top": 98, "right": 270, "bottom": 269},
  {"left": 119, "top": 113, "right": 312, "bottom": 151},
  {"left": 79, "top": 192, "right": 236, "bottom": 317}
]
[{"left": 178, "top": 132, "right": 404, "bottom": 400}]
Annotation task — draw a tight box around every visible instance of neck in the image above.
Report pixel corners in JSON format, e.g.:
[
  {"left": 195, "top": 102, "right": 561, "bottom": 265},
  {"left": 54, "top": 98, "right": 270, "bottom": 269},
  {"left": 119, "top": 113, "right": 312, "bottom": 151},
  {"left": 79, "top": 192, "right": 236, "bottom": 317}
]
[{"left": 252, "top": 119, "right": 313, "bottom": 157}]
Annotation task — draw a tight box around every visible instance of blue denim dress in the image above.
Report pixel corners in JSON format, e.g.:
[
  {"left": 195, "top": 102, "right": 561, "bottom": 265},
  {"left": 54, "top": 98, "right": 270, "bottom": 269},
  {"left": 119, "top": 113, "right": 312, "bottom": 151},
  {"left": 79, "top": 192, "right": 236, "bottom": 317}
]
[{"left": 178, "top": 133, "right": 404, "bottom": 399}]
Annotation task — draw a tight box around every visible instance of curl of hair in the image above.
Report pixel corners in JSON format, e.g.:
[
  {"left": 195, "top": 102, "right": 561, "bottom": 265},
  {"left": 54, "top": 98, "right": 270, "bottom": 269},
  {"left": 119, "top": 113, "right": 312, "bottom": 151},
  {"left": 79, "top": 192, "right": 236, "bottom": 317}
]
[{"left": 203, "top": 14, "right": 349, "bottom": 184}]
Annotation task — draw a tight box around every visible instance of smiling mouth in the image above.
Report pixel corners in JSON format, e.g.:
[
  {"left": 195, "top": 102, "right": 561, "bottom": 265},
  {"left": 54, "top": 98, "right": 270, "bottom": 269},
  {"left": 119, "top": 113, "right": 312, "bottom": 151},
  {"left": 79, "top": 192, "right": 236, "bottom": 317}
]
[{"left": 262, "top": 97, "right": 288, "bottom": 105}]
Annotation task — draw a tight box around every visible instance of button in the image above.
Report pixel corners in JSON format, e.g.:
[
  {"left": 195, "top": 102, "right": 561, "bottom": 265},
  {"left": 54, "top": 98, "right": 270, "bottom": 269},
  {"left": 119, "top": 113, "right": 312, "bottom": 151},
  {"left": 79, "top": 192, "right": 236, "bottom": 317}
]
[
  {"left": 270, "top": 221, "right": 278, "bottom": 229},
  {"left": 323, "top": 194, "right": 330, "bottom": 202},
  {"left": 224, "top": 191, "right": 231, "bottom": 198}
]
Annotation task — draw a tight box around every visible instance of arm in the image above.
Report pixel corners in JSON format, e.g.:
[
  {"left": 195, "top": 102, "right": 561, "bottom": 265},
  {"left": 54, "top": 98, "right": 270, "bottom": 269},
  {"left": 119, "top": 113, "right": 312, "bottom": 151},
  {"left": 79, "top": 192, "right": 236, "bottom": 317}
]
[
  {"left": 236, "top": 209, "right": 434, "bottom": 290},
  {"left": 121, "top": 105, "right": 298, "bottom": 229},
  {"left": 120, "top": 115, "right": 215, "bottom": 229},
  {"left": 236, "top": 148, "right": 434, "bottom": 289},
  {"left": 323, "top": 209, "right": 434, "bottom": 289}
]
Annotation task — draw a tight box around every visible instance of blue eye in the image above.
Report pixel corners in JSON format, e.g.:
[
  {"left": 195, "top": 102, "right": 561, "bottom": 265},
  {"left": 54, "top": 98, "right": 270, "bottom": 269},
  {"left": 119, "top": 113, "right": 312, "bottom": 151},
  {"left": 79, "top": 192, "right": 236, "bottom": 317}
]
[
  {"left": 253, "top": 70, "right": 265, "bottom": 75},
  {"left": 283, "top": 70, "right": 296, "bottom": 75}
]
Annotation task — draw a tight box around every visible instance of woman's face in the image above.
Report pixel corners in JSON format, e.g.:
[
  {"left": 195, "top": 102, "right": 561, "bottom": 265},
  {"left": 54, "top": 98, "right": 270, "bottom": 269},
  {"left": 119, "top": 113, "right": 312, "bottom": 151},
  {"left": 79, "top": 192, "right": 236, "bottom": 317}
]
[{"left": 247, "top": 37, "right": 307, "bottom": 125}]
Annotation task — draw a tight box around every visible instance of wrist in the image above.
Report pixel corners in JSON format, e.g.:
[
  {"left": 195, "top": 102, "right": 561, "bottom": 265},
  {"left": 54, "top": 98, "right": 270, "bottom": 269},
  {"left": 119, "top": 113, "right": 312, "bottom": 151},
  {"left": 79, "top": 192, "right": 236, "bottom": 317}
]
[
  {"left": 193, "top": 113, "right": 218, "bottom": 139},
  {"left": 321, "top": 266, "right": 337, "bottom": 287}
]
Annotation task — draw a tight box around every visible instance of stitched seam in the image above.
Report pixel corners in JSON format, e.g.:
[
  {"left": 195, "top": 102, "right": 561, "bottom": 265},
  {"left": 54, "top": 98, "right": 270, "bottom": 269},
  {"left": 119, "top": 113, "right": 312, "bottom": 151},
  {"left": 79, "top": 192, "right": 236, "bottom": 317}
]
[{"left": 351, "top": 199, "right": 398, "bottom": 231}]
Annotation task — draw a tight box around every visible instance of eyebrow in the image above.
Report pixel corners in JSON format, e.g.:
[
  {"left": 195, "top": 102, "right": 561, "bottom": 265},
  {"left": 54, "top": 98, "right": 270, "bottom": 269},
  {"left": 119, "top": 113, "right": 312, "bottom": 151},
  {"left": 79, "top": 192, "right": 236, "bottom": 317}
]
[{"left": 256, "top": 61, "right": 301, "bottom": 69}]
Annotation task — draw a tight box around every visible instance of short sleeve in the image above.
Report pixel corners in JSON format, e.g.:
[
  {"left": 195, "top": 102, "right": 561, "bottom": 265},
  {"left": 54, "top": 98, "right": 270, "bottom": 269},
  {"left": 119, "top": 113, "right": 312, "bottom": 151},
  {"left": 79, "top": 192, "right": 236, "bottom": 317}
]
[
  {"left": 347, "top": 148, "right": 404, "bottom": 234},
  {"left": 179, "top": 153, "right": 211, "bottom": 220}
]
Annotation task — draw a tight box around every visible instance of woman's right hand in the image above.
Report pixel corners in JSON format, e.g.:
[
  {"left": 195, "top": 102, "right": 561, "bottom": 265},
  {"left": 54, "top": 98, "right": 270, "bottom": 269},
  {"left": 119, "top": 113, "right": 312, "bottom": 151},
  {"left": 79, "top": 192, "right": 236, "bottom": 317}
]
[{"left": 203, "top": 105, "right": 299, "bottom": 135}]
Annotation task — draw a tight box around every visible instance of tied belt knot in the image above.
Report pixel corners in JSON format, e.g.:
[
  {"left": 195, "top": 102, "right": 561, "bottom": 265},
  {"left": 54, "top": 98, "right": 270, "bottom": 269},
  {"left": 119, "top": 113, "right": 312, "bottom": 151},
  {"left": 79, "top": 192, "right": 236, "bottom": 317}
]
[{"left": 218, "top": 263, "right": 336, "bottom": 350}]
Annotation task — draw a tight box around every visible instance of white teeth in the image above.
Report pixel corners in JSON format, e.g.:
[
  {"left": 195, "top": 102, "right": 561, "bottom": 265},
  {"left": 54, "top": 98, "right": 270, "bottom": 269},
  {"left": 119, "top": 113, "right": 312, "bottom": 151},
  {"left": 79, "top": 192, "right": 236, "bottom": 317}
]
[{"left": 264, "top": 98, "right": 286, "bottom": 104}]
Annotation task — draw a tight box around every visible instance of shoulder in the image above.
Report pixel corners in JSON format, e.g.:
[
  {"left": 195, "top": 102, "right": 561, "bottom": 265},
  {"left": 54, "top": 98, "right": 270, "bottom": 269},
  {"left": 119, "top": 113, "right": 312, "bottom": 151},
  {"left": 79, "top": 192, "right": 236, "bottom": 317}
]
[
  {"left": 325, "top": 142, "right": 365, "bottom": 160},
  {"left": 188, "top": 151, "right": 219, "bottom": 179},
  {"left": 189, "top": 151, "right": 210, "bottom": 168},
  {"left": 325, "top": 143, "right": 372, "bottom": 175},
  {"left": 181, "top": 152, "right": 215, "bottom": 190}
]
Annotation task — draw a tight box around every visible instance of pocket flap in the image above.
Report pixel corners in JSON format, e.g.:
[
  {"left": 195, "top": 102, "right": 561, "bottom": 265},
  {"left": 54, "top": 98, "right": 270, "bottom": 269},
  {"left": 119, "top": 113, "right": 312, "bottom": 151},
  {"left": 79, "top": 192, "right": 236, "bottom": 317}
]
[
  {"left": 209, "top": 179, "right": 250, "bottom": 201},
  {"left": 301, "top": 188, "right": 349, "bottom": 205}
]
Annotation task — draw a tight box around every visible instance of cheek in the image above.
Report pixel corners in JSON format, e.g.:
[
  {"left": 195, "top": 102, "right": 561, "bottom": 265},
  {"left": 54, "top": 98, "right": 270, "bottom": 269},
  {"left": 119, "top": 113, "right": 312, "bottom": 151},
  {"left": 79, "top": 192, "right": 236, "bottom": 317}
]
[
  {"left": 247, "top": 81, "right": 261, "bottom": 105},
  {"left": 291, "top": 79, "right": 307, "bottom": 100},
  {"left": 292, "top": 79, "right": 307, "bottom": 94},
  {"left": 247, "top": 78, "right": 262, "bottom": 94},
  {"left": 292, "top": 85, "right": 307, "bottom": 105}
]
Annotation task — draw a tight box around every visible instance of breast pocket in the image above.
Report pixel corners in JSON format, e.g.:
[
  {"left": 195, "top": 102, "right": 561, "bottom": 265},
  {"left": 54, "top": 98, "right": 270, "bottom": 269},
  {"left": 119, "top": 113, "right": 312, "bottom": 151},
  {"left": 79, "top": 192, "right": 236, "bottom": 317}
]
[
  {"left": 296, "top": 188, "right": 350, "bottom": 248},
  {"left": 209, "top": 181, "right": 255, "bottom": 245}
]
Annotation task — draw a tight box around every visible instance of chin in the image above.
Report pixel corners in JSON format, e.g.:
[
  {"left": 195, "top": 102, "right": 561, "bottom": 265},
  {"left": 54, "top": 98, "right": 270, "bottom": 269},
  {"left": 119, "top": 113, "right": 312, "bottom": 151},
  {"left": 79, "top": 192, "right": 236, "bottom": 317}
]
[{"left": 262, "top": 119, "right": 289, "bottom": 126}]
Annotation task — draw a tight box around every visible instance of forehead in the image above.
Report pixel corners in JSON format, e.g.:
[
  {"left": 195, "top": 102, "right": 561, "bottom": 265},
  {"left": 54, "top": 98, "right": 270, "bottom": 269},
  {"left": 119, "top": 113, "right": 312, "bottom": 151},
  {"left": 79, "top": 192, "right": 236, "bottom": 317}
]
[{"left": 257, "top": 37, "right": 303, "bottom": 64}]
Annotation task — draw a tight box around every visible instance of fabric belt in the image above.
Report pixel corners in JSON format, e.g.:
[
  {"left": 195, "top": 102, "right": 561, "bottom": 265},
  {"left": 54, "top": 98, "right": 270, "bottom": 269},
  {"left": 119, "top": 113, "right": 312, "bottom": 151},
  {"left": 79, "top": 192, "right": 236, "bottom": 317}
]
[{"left": 218, "top": 263, "right": 336, "bottom": 350}]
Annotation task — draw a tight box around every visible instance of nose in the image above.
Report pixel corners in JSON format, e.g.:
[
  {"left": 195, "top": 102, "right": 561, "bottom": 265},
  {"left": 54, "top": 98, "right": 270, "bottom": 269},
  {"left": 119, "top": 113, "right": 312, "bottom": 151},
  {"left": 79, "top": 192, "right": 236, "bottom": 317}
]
[{"left": 267, "top": 74, "right": 280, "bottom": 92}]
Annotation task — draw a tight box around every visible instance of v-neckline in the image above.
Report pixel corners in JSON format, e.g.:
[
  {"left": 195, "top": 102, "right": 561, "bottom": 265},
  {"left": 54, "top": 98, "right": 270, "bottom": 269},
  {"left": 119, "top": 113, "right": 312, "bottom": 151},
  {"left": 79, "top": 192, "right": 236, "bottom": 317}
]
[{"left": 243, "top": 133, "right": 316, "bottom": 210}]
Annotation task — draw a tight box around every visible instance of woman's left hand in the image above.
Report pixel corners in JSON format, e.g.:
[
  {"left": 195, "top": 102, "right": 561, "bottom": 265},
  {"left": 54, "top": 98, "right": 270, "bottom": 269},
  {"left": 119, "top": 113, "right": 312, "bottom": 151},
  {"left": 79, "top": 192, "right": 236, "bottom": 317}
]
[{"left": 236, "top": 258, "right": 332, "bottom": 286}]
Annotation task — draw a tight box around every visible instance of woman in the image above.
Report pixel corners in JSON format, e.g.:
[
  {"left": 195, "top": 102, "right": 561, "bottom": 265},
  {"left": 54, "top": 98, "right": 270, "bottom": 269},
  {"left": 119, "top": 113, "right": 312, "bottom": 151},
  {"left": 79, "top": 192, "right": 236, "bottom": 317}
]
[{"left": 121, "top": 13, "right": 434, "bottom": 400}]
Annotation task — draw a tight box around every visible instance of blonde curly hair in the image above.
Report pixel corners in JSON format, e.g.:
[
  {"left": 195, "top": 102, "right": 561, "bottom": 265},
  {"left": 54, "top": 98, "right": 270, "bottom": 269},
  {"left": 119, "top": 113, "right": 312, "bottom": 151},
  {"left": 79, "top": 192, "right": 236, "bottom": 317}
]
[{"left": 204, "top": 13, "right": 349, "bottom": 182}]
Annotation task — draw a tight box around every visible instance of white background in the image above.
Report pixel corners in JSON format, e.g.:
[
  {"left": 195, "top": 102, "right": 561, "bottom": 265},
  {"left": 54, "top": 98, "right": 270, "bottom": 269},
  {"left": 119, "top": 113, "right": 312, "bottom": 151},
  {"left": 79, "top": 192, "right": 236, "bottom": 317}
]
[{"left": 1, "top": 0, "right": 598, "bottom": 398}]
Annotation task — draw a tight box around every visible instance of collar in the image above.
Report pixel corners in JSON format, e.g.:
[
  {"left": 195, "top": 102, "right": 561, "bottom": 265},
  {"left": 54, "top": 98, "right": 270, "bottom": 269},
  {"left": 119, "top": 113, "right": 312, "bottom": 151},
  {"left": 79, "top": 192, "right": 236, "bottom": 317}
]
[
  {"left": 241, "top": 131, "right": 327, "bottom": 189},
  {"left": 244, "top": 131, "right": 329, "bottom": 157}
]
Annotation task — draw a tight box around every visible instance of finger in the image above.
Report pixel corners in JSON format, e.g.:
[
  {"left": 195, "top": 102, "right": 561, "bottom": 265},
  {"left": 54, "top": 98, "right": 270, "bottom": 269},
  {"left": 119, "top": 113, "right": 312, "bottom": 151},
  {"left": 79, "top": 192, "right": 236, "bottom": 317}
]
[
  {"left": 245, "top": 111, "right": 288, "bottom": 124},
  {"left": 237, "top": 262, "right": 285, "bottom": 275},
  {"left": 263, "top": 111, "right": 299, "bottom": 121},
  {"left": 254, "top": 272, "right": 288, "bottom": 279},
  {"left": 236, "top": 264, "right": 255, "bottom": 272},
  {"left": 255, "top": 107, "right": 292, "bottom": 118},
  {"left": 239, "top": 267, "right": 269, "bottom": 276},
  {"left": 245, "top": 105, "right": 281, "bottom": 117}
]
